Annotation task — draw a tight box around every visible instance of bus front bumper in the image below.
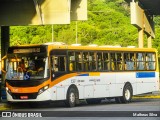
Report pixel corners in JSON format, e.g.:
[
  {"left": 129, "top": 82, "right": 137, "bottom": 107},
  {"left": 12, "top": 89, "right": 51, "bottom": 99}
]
[{"left": 6, "top": 89, "right": 52, "bottom": 102}]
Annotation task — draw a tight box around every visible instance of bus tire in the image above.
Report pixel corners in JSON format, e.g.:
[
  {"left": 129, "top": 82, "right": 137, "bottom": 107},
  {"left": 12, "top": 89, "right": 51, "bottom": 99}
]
[
  {"left": 65, "top": 87, "right": 78, "bottom": 107},
  {"left": 120, "top": 83, "right": 132, "bottom": 103},
  {"left": 86, "top": 98, "right": 101, "bottom": 104}
]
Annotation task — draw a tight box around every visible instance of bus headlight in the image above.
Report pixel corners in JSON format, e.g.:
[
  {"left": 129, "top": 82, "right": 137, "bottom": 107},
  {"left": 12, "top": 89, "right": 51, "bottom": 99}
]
[
  {"left": 38, "top": 85, "right": 49, "bottom": 95},
  {"left": 6, "top": 87, "right": 12, "bottom": 95}
]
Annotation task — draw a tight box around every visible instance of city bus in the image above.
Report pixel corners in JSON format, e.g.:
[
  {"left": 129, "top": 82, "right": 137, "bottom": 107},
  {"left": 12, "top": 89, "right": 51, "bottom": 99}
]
[{"left": 2, "top": 42, "right": 159, "bottom": 107}]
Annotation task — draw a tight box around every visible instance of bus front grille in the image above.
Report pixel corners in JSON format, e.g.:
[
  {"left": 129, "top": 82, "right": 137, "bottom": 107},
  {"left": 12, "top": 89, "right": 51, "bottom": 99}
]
[{"left": 11, "top": 93, "right": 38, "bottom": 99}]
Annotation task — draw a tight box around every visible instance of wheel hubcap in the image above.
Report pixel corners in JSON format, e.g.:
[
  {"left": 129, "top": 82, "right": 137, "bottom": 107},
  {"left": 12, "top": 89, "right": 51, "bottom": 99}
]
[
  {"left": 70, "top": 92, "right": 75, "bottom": 103},
  {"left": 125, "top": 89, "right": 130, "bottom": 100}
]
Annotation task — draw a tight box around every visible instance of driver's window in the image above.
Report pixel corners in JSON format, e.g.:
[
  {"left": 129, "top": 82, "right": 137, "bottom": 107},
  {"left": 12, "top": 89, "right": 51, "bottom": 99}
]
[{"left": 51, "top": 56, "right": 66, "bottom": 72}]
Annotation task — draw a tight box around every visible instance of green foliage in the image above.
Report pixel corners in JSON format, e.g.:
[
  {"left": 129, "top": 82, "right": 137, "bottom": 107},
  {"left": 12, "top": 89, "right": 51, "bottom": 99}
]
[{"left": 10, "top": 0, "right": 160, "bottom": 54}]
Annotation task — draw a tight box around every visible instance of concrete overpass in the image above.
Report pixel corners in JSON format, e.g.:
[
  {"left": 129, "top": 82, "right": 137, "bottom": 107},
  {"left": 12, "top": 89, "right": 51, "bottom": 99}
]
[
  {"left": 1, "top": 0, "right": 160, "bottom": 56},
  {"left": 0, "top": 0, "right": 87, "bottom": 58},
  {"left": 125, "top": 0, "right": 160, "bottom": 48},
  {"left": 125, "top": 0, "right": 160, "bottom": 15},
  {"left": 1, "top": 0, "right": 160, "bottom": 57}
]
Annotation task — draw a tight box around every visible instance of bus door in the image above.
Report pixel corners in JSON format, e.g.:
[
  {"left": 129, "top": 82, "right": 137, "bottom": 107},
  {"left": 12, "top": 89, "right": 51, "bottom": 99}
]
[{"left": 51, "top": 55, "right": 67, "bottom": 80}]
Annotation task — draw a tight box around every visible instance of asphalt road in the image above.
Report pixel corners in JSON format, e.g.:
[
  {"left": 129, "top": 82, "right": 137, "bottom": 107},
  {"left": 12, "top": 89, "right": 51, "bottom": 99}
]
[{"left": 0, "top": 98, "right": 160, "bottom": 120}]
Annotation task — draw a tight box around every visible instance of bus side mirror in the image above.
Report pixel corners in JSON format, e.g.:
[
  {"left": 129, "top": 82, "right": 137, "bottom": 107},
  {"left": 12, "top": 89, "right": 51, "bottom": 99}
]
[{"left": 1, "top": 55, "right": 7, "bottom": 74}]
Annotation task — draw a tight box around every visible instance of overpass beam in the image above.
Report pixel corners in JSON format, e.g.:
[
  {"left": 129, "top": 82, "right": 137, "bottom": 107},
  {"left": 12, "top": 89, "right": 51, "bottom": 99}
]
[
  {"left": 0, "top": 26, "right": 10, "bottom": 101},
  {"left": 131, "top": 2, "right": 155, "bottom": 48},
  {"left": 138, "top": 29, "right": 144, "bottom": 48},
  {"left": 147, "top": 35, "right": 152, "bottom": 48},
  {"left": 1, "top": 26, "right": 10, "bottom": 89}
]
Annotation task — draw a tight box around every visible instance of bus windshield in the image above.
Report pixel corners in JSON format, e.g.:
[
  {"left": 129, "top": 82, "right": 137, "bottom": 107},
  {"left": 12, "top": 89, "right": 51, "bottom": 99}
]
[{"left": 6, "top": 55, "right": 49, "bottom": 80}]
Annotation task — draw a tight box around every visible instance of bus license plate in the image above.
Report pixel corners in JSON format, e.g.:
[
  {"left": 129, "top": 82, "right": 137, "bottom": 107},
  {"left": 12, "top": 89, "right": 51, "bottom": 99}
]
[{"left": 20, "top": 96, "right": 28, "bottom": 99}]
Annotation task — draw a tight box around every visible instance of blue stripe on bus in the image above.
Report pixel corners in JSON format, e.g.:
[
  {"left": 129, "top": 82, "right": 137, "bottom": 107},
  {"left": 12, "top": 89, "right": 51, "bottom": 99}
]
[
  {"left": 136, "top": 72, "right": 155, "bottom": 78},
  {"left": 78, "top": 74, "right": 89, "bottom": 76}
]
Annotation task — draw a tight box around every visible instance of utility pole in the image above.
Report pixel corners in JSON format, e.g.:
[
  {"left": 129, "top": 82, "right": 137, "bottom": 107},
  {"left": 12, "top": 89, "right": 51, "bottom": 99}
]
[
  {"left": 52, "top": 25, "right": 54, "bottom": 42},
  {"left": 76, "top": 21, "right": 78, "bottom": 44}
]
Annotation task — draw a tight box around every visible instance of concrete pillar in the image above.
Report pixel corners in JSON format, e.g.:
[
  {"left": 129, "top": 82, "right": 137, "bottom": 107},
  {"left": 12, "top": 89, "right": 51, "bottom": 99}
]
[
  {"left": 1, "top": 26, "right": 10, "bottom": 101},
  {"left": 1, "top": 26, "right": 10, "bottom": 58},
  {"left": 147, "top": 35, "right": 152, "bottom": 48},
  {"left": 138, "top": 29, "right": 144, "bottom": 48}
]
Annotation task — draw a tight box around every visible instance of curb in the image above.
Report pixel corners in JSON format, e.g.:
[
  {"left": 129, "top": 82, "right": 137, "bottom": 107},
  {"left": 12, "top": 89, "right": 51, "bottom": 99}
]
[
  {"left": 0, "top": 104, "right": 12, "bottom": 111},
  {"left": 133, "top": 95, "right": 160, "bottom": 99},
  {"left": 133, "top": 90, "right": 160, "bottom": 99}
]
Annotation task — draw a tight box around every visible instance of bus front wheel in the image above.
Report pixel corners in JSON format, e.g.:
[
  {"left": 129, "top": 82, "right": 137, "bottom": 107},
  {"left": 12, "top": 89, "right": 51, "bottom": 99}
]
[
  {"left": 115, "top": 83, "right": 132, "bottom": 104},
  {"left": 120, "top": 83, "right": 132, "bottom": 103},
  {"left": 65, "top": 87, "right": 78, "bottom": 107}
]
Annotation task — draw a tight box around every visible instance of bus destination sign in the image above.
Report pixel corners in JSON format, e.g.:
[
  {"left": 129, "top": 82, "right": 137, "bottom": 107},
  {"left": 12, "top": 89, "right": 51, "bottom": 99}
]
[{"left": 13, "top": 48, "right": 40, "bottom": 53}]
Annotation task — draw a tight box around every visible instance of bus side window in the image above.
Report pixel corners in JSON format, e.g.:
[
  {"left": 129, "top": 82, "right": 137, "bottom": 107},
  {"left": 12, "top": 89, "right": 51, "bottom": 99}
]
[
  {"left": 110, "top": 53, "right": 116, "bottom": 71},
  {"left": 59, "top": 57, "right": 66, "bottom": 71},
  {"left": 83, "top": 52, "right": 89, "bottom": 71},
  {"left": 75, "top": 52, "right": 82, "bottom": 71},
  {"left": 124, "top": 53, "right": 135, "bottom": 70},
  {"left": 103, "top": 52, "right": 110, "bottom": 71},
  {"left": 88, "top": 52, "right": 97, "bottom": 71},
  {"left": 130, "top": 53, "right": 135, "bottom": 70},
  {"left": 136, "top": 53, "right": 145, "bottom": 70},
  {"left": 116, "top": 53, "right": 122, "bottom": 70},
  {"left": 146, "top": 53, "right": 155, "bottom": 70},
  {"left": 69, "top": 52, "right": 75, "bottom": 71},
  {"left": 51, "top": 56, "right": 66, "bottom": 72},
  {"left": 97, "top": 53, "right": 103, "bottom": 71},
  {"left": 93, "top": 52, "right": 97, "bottom": 71},
  {"left": 53, "top": 56, "right": 58, "bottom": 72},
  {"left": 88, "top": 53, "right": 93, "bottom": 71}
]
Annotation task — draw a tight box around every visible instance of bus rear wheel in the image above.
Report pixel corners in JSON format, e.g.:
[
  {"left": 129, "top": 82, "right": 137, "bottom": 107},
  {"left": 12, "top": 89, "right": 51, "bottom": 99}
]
[
  {"left": 120, "top": 83, "right": 132, "bottom": 103},
  {"left": 65, "top": 87, "right": 78, "bottom": 107}
]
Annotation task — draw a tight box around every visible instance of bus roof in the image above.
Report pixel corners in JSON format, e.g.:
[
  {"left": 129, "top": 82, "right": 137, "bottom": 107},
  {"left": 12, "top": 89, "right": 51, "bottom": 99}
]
[
  {"left": 47, "top": 45, "right": 157, "bottom": 52},
  {"left": 9, "top": 43, "right": 157, "bottom": 52}
]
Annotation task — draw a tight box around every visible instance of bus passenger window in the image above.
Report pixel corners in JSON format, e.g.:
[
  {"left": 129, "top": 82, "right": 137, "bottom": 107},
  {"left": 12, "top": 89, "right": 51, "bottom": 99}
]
[
  {"left": 88, "top": 53, "right": 93, "bottom": 71},
  {"left": 83, "top": 52, "right": 89, "bottom": 71},
  {"left": 116, "top": 53, "right": 122, "bottom": 70},
  {"left": 103, "top": 53, "right": 110, "bottom": 71},
  {"left": 92, "top": 52, "right": 97, "bottom": 71},
  {"left": 146, "top": 53, "right": 155, "bottom": 70},
  {"left": 124, "top": 53, "right": 135, "bottom": 70},
  {"left": 97, "top": 53, "right": 103, "bottom": 71},
  {"left": 136, "top": 53, "right": 145, "bottom": 70},
  {"left": 69, "top": 52, "right": 75, "bottom": 71},
  {"left": 110, "top": 53, "right": 116, "bottom": 70},
  {"left": 130, "top": 53, "right": 135, "bottom": 70},
  {"left": 52, "top": 56, "right": 66, "bottom": 72},
  {"left": 75, "top": 52, "right": 82, "bottom": 71}
]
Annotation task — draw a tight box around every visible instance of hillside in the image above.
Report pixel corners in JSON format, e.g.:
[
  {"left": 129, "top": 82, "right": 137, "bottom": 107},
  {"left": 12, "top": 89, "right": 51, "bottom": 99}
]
[{"left": 10, "top": 0, "right": 160, "bottom": 53}]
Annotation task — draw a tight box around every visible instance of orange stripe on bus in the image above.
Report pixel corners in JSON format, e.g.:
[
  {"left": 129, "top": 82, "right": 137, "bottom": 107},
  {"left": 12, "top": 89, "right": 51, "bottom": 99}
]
[{"left": 50, "top": 73, "right": 78, "bottom": 87}]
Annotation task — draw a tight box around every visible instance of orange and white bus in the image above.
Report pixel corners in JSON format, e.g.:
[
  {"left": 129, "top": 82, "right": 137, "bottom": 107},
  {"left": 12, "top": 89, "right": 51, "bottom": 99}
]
[{"left": 3, "top": 43, "right": 159, "bottom": 107}]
